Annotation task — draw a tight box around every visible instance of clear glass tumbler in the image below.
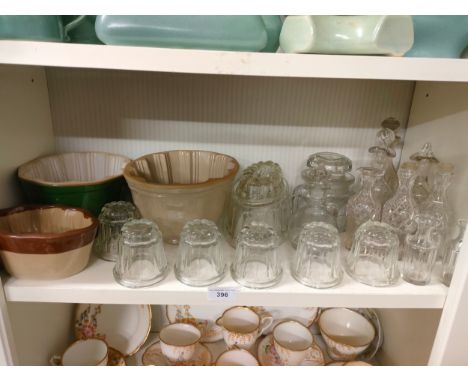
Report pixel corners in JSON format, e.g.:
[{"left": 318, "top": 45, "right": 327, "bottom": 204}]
[
  {"left": 344, "top": 220, "right": 400, "bottom": 287},
  {"left": 93, "top": 201, "right": 140, "bottom": 261},
  {"left": 231, "top": 222, "right": 282, "bottom": 289},
  {"left": 113, "top": 219, "right": 168, "bottom": 288},
  {"left": 175, "top": 219, "right": 226, "bottom": 287},
  {"left": 291, "top": 222, "right": 342, "bottom": 288},
  {"left": 223, "top": 161, "right": 290, "bottom": 247}
]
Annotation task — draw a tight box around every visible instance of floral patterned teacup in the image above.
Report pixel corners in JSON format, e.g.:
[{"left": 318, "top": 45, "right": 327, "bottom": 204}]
[
  {"left": 273, "top": 320, "right": 314, "bottom": 366},
  {"left": 159, "top": 323, "right": 201, "bottom": 363},
  {"left": 215, "top": 306, "right": 273, "bottom": 350},
  {"left": 318, "top": 308, "right": 375, "bottom": 361}
]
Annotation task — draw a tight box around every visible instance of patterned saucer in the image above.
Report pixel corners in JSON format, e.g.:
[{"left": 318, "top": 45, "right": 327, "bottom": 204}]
[
  {"left": 257, "top": 334, "right": 325, "bottom": 366},
  {"left": 141, "top": 340, "right": 212, "bottom": 366}
]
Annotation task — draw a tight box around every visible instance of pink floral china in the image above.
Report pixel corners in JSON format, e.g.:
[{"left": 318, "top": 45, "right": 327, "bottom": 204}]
[
  {"left": 257, "top": 334, "right": 325, "bottom": 366},
  {"left": 159, "top": 323, "right": 201, "bottom": 363},
  {"left": 216, "top": 306, "right": 273, "bottom": 350},
  {"left": 141, "top": 339, "right": 212, "bottom": 366}
]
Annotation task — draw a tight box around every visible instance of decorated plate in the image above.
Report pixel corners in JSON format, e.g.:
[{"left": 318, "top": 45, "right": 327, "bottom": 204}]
[{"left": 75, "top": 304, "right": 151, "bottom": 357}]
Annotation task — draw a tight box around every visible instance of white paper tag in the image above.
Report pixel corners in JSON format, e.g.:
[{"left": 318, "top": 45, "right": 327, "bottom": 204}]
[{"left": 207, "top": 287, "right": 239, "bottom": 302}]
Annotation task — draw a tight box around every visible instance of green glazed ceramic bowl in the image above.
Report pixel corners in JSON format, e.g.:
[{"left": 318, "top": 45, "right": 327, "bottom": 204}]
[{"left": 18, "top": 152, "right": 131, "bottom": 216}]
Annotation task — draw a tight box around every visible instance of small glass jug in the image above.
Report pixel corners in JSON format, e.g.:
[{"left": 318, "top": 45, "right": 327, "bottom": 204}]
[
  {"left": 291, "top": 222, "right": 342, "bottom": 288},
  {"left": 175, "top": 219, "right": 226, "bottom": 287},
  {"left": 306, "top": 152, "right": 354, "bottom": 232},
  {"left": 288, "top": 165, "right": 336, "bottom": 249},
  {"left": 93, "top": 201, "right": 140, "bottom": 262},
  {"left": 231, "top": 222, "right": 282, "bottom": 289},
  {"left": 344, "top": 220, "right": 400, "bottom": 287},
  {"left": 113, "top": 219, "right": 168, "bottom": 288}
]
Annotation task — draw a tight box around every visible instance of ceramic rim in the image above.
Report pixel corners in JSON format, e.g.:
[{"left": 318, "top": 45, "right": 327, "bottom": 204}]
[
  {"left": 318, "top": 308, "right": 375, "bottom": 347},
  {"left": 272, "top": 320, "right": 313, "bottom": 352},
  {"left": 216, "top": 306, "right": 263, "bottom": 334},
  {"left": 61, "top": 337, "right": 109, "bottom": 366},
  {"left": 214, "top": 348, "right": 259, "bottom": 366},
  {"left": 159, "top": 322, "right": 202, "bottom": 347},
  {"left": 18, "top": 151, "right": 131, "bottom": 187},
  {"left": 123, "top": 150, "right": 240, "bottom": 190},
  {"left": 0, "top": 204, "right": 98, "bottom": 254}
]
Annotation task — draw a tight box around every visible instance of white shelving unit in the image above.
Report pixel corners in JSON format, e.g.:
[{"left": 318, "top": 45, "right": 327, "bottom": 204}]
[
  {"left": 1, "top": 244, "right": 448, "bottom": 308},
  {"left": 1, "top": 41, "right": 468, "bottom": 366},
  {"left": 1, "top": 40, "right": 468, "bottom": 82}
]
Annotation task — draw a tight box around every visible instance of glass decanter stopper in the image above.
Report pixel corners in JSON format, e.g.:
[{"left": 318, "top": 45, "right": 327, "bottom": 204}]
[
  {"left": 378, "top": 117, "right": 401, "bottom": 150},
  {"left": 441, "top": 219, "right": 468, "bottom": 287},
  {"left": 344, "top": 167, "right": 387, "bottom": 249},
  {"left": 420, "top": 163, "right": 454, "bottom": 261},
  {"left": 306, "top": 152, "right": 354, "bottom": 232},
  {"left": 401, "top": 213, "right": 440, "bottom": 286},
  {"left": 288, "top": 166, "right": 336, "bottom": 249},
  {"left": 381, "top": 162, "right": 418, "bottom": 254},
  {"left": 410, "top": 142, "right": 439, "bottom": 207},
  {"left": 223, "top": 161, "right": 289, "bottom": 247}
]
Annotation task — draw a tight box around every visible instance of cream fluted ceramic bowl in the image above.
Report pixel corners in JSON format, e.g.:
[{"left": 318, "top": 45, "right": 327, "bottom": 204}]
[{"left": 123, "top": 150, "right": 239, "bottom": 244}]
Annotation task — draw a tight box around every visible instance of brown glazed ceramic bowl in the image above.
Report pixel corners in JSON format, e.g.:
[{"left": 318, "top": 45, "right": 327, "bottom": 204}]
[
  {"left": 0, "top": 205, "right": 98, "bottom": 279},
  {"left": 124, "top": 150, "right": 240, "bottom": 244}
]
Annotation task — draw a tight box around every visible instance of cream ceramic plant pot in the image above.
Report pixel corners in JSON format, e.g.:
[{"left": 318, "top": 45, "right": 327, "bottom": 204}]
[
  {"left": 0, "top": 205, "right": 98, "bottom": 280},
  {"left": 124, "top": 150, "right": 239, "bottom": 244},
  {"left": 280, "top": 15, "right": 414, "bottom": 56}
]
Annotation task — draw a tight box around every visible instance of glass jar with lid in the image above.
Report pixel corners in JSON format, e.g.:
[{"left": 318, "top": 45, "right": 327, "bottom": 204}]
[{"left": 223, "top": 161, "right": 290, "bottom": 247}]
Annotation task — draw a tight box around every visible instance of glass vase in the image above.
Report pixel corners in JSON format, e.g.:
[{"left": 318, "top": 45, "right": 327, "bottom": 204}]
[
  {"left": 410, "top": 142, "right": 439, "bottom": 207},
  {"left": 344, "top": 167, "right": 387, "bottom": 249},
  {"left": 401, "top": 213, "right": 440, "bottom": 286},
  {"left": 381, "top": 162, "right": 418, "bottom": 255},
  {"left": 420, "top": 163, "right": 454, "bottom": 261}
]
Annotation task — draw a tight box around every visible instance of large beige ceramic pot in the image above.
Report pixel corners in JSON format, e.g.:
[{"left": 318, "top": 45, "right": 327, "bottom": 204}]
[{"left": 123, "top": 150, "right": 240, "bottom": 244}]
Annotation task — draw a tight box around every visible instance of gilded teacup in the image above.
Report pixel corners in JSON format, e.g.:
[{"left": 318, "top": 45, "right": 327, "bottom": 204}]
[
  {"left": 318, "top": 308, "right": 375, "bottom": 361},
  {"left": 273, "top": 320, "right": 314, "bottom": 366},
  {"left": 215, "top": 348, "right": 259, "bottom": 366},
  {"left": 216, "top": 306, "right": 273, "bottom": 350},
  {"left": 61, "top": 338, "right": 108, "bottom": 366},
  {"left": 160, "top": 323, "right": 201, "bottom": 363}
]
